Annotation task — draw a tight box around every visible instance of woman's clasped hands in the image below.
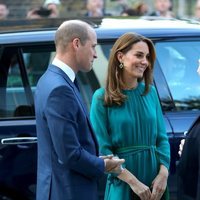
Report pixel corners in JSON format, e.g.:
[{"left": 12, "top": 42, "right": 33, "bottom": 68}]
[{"left": 130, "top": 166, "right": 168, "bottom": 200}]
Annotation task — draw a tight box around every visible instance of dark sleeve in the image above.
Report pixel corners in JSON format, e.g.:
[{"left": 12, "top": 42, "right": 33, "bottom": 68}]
[
  {"left": 177, "top": 119, "right": 200, "bottom": 199},
  {"left": 196, "top": 122, "right": 200, "bottom": 199}
]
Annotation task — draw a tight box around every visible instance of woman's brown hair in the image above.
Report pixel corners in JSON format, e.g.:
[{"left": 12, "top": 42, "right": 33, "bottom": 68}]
[{"left": 104, "top": 32, "right": 156, "bottom": 106}]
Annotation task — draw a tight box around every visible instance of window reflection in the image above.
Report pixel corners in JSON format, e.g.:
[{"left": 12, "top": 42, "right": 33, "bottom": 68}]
[{"left": 156, "top": 41, "right": 200, "bottom": 110}]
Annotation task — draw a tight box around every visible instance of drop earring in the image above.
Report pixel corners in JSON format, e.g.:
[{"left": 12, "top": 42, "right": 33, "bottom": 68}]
[{"left": 119, "top": 62, "right": 124, "bottom": 69}]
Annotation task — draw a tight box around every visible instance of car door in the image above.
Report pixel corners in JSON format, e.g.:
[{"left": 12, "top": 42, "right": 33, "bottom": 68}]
[{"left": 0, "top": 45, "right": 37, "bottom": 200}]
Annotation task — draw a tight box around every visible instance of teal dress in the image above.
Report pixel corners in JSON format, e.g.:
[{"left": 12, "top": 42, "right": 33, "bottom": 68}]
[{"left": 90, "top": 83, "right": 170, "bottom": 200}]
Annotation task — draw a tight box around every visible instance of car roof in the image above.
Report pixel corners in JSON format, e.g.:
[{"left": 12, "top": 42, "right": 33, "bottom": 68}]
[
  {"left": 0, "top": 17, "right": 200, "bottom": 45},
  {"left": 96, "top": 18, "right": 200, "bottom": 39}
]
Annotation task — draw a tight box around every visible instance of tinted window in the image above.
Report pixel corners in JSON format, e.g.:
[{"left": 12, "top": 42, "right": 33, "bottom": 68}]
[
  {"left": 0, "top": 47, "right": 35, "bottom": 119},
  {"left": 92, "top": 43, "right": 111, "bottom": 87},
  {"left": 0, "top": 46, "right": 53, "bottom": 119},
  {"left": 156, "top": 41, "right": 200, "bottom": 111},
  {"left": 22, "top": 46, "right": 55, "bottom": 87},
  {"left": 22, "top": 46, "right": 99, "bottom": 111}
]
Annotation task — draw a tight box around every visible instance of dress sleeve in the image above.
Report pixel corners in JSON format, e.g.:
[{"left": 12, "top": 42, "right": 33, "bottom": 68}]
[
  {"left": 90, "top": 88, "right": 113, "bottom": 156},
  {"left": 153, "top": 87, "right": 171, "bottom": 170}
]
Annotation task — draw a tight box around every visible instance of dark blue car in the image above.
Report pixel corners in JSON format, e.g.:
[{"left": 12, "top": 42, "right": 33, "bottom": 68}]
[{"left": 0, "top": 17, "right": 199, "bottom": 200}]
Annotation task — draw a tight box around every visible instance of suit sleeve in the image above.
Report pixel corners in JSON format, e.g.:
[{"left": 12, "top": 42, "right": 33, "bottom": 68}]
[
  {"left": 44, "top": 85, "right": 104, "bottom": 179},
  {"left": 90, "top": 88, "right": 113, "bottom": 156}
]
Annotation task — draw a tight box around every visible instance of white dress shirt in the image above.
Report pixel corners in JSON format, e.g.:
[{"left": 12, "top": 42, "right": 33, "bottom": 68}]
[{"left": 52, "top": 58, "right": 75, "bottom": 82}]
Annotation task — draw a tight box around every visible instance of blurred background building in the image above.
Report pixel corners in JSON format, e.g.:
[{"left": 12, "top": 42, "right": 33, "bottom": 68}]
[{"left": 0, "top": 0, "right": 199, "bottom": 20}]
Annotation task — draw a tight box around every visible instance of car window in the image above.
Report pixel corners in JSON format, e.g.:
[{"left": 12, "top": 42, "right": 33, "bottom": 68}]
[
  {"left": 0, "top": 46, "right": 51, "bottom": 119},
  {"left": 7, "top": 54, "right": 31, "bottom": 118},
  {"left": 0, "top": 47, "right": 34, "bottom": 119},
  {"left": 92, "top": 43, "right": 111, "bottom": 87},
  {"left": 22, "top": 46, "right": 99, "bottom": 112},
  {"left": 22, "top": 46, "right": 54, "bottom": 87},
  {"left": 22, "top": 47, "right": 54, "bottom": 117},
  {"left": 155, "top": 41, "right": 200, "bottom": 111}
]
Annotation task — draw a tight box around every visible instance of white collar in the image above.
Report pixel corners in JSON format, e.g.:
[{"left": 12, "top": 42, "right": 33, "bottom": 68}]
[{"left": 52, "top": 58, "right": 75, "bottom": 82}]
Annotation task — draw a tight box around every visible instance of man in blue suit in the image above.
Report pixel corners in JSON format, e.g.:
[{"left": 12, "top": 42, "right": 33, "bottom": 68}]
[{"left": 35, "top": 20, "right": 124, "bottom": 200}]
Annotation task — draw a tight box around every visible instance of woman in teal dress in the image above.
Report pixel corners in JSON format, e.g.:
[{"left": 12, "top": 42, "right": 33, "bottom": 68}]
[{"left": 90, "top": 33, "right": 170, "bottom": 200}]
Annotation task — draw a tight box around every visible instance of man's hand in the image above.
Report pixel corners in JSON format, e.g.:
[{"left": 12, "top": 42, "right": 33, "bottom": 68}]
[
  {"left": 100, "top": 155, "right": 125, "bottom": 174},
  {"left": 99, "top": 155, "right": 114, "bottom": 160}
]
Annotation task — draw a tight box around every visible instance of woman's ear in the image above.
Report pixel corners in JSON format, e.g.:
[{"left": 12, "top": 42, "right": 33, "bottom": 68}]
[{"left": 117, "top": 51, "right": 123, "bottom": 63}]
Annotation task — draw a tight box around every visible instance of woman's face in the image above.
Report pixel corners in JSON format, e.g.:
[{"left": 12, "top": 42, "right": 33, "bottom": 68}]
[{"left": 120, "top": 41, "right": 150, "bottom": 80}]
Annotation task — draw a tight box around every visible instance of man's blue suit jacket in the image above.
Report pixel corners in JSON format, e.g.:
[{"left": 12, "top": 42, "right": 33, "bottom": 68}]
[{"left": 35, "top": 65, "right": 104, "bottom": 200}]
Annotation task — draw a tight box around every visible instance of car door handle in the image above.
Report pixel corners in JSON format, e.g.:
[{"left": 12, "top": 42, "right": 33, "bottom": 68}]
[{"left": 1, "top": 137, "right": 37, "bottom": 145}]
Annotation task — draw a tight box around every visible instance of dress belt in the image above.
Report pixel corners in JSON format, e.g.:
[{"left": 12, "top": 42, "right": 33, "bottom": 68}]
[{"left": 114, "top": 145, "right": 156, "bottom": 156}]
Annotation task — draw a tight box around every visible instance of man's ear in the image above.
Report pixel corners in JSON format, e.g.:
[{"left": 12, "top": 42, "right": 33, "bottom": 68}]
[{"left": 72, "top": 38, "right": 80, "bottom": 50}]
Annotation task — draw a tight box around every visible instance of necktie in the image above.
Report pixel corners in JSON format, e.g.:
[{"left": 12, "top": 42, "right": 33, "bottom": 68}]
[{"left": 74, "top": 78, "right": 80, "bottom": 91}]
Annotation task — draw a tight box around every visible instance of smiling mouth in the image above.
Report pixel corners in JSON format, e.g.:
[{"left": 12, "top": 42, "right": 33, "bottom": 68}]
[{"left": 137, "top": 66, "right": 146, "bottom": 72}]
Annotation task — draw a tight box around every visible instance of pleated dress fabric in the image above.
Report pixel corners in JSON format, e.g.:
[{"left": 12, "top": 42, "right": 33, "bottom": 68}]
[{"left": 90, "top": 83, "right": 170, "bottom": 200}]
